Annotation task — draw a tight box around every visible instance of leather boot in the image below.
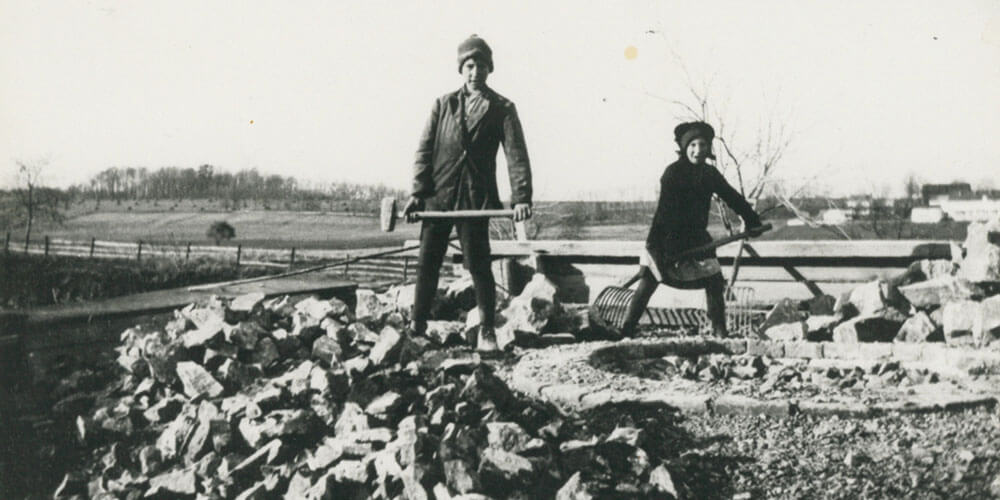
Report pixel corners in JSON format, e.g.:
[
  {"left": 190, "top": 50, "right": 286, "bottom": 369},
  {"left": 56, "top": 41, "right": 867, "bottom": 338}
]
[{"left": 477, "top": 325, "right": 499, "bottom": 352}]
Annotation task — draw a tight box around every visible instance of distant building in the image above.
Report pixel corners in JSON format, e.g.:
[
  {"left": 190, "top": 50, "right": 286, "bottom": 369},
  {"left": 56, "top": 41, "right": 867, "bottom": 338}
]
[
  {"left": 820, "top": 208, "right": 852, "bottom": 224},
  {"left": 910, "top": 206, "right": 944, "bottom": 223},
  {"left": 939, "top": 197, "right": 1000, "bottom": 222},
  {"left": 922, "top": 183, "right": 972, "bottom": 206}
]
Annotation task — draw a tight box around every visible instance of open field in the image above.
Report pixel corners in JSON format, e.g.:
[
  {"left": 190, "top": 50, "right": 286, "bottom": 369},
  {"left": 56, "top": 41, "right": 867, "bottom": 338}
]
[
  {"left": 13, "top": 205, "right": 972, "bottom": 252},
  {"left": 25, "top": 209, "right": 421, "bottom": 250}
]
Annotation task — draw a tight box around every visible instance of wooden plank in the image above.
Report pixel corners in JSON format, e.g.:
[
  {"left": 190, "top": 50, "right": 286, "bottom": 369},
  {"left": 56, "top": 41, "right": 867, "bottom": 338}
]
[{"left": 404, "top": 239, "right": 953, "bottom": 260}]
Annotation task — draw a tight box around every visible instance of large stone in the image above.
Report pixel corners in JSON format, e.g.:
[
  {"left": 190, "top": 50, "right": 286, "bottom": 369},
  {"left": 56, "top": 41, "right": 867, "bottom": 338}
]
[
  {"left": 500, "top": 274, "right": 560, "bottom": 334},
  {"left": 182, "top": 318, "right": 225, "bottom": 348},
  {"left": 943, "top": 300, "right": 979, "bottom": 346},
  {"left": 443, "top": 459, "right": 481, "bottom": 494},
  {"left": 804, "top": 294, "right": 837, "bottom": 316},
  {"left": 228, "top": 321, "right": 264, "bottom": 350},
  {"left": 355, "top": 289, "right": 384, "bottom": 321},
  {"left": 957, "top": 218, "right": 1000, "bottom": 282},
  {"left": 143, "top": 333, "right": 186, "bottom": 384},
  {"left": 445, "top": 276, "right": 478, "bottom": 311},
  {"left": 835, "top": 280, "right": 909, "bottom": 319},
  {"left": 763, "top": 321, "right": 806, "bottom": 342},
  {"left": 383, "top": 284, "right": 417, "bottom": 316},
  {"left": 832, "top": 315, "right": 902, "bottom": 343},
  {"left": 229, "top": 292, "right": 266, "bottom": 313},
  {"left": 979, "top": 295, "right": 1000, "bottom": 344},
  {"left": 216, "top": 358, "right": 256, "bottom": 388},
  {"left": 336, "top": 402, "right": 371, "bottom": 436},
  {"left": 147, "top": 468, "right": 198, "bottom": 496},
  {"left": 176, "top": 361, "right": 225, "bottom": 399},
  {"left": 760, "top": 298, "right": 807, "bottom": 332},
  {"left": 295, "top": 296, "right": 348, "bottom": 321},
  {"left": 311, "top": 335, "right": 344, "bottom": 367},
  {"left": 486, "top": 422, "right": 538, "bottom": 454},
  {"left": 898, "top": 276, "right": 984, "bottom": 309},
  {"left": 805, "top": 315, "right": 840, "bottom": 341},
  {"left": 648, "top": 464, "right": 679, "bottom": 497},
  {"left": 895, "top": 311, "right": 943, "bottom": 343},
  {"left": 426, "top": 321, "right": 466, "bottom": 345},
  {"left": 251, "top": 337, "right": 280, "bottom": 367},
  {"left": 370, "top": 326, "right": 403, "bottom": 366},
  {"left": 366, "top": 391, "right": 405, "bottom": 420},
  {"left": 478, "top": 448, "right": 534, "bottom": 488},
  {"left": 556, "top": 471, "right": 595, "bottom": 500}
]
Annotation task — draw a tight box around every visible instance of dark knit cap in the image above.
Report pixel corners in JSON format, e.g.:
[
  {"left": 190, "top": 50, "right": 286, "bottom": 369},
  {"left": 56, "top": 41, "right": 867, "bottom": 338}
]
[
  {"left": 457, "top": 35, "right": 493, "bottom": 73},
  {"left": 675, "top": 121, "right": 715, "bottom": 153}
]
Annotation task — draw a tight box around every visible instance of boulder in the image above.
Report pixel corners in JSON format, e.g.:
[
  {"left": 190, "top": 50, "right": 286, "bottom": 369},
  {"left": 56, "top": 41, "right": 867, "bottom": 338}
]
[
  {"left": 251, "top": 337, "right": 280, "bottom": 367},
  {"left": 229, "top": 292, "right": 266, "bottom": 313},
  {"left": 979, "top": 294, "right": 1000, "bottom": 345},
  {"left": 478, "top": 448, "right": 535, "bottom": 488},
  {"left": 835, "top": 280, "right": 909, "bottom": 318},
  {"left": 147, "top": 467, "right": 198, "bottom": 496},
  {"left": 803, "top": 294, "right": 837, "bottom": 316},
  {"left": 426, "top": 321, "right": 466, "bottom": 345},
  {"left": 500, "top": 274, "right": 560, "bottom": 335},
  {"left": 943, "top": 300, "right": 979, "bottom": 346},
  {"left": 556, "top": 471, "right": 595, "bottom": 500},
  {"left": 957, "top": 218, "right": 1000, "bottom": 282},
  {"left": 176, "top": 361, "right": 225, "bottom": 399},
  {"left": 805, "top": 315, "right": 840, "bottom": 341},
  {"left": 355, "top": 289, "right": 384, "bottom": 321},
  {"left": 760, "top": 298, "right": 807, "bottom": 332},
  {"left": 370, "top": 326, "right": 403, "bottom": 366},
  {"left": 763, "top": 321, "right": 806, "bottom": 342},
  {"left": 443, "top": 459, "right": 481, "bottom": 494},
  {"left": 832, "top": 315, "right": 902, "bottom": 343},
  {"left": 142, "top": 333, "right": 186, "bottom": 384},
  {"left": 311, "top": 335, "right": 344, "bottom": 367},
  {"left": 486, "top": 422, "right": 539, "bottom": 454},
  {"left": 894, "top": 311, "right": 942, "bottom": 343},
  {"left": 444, "top": 276, "right": 478, "bottom": 311},
  {"left": 898, "top": 276, "right": 983, "bottom": 309}
]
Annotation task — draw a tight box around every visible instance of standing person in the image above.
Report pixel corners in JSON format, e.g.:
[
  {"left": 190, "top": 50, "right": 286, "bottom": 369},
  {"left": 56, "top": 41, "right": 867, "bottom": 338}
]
[
  {"left": 403, "top": 35, "right": 533, "bottom": 351},
  {"left": 619, "top": 121, "right": 764, "bottom": 338}
]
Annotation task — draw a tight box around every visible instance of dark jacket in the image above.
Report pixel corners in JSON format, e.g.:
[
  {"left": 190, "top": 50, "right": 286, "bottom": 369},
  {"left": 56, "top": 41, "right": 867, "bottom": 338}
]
[
  {"left": 412, "top": 86, "right": 532, "bottom": 211},
  {"left": 646, "top": 159, "right": 761, "bottom": 258}
]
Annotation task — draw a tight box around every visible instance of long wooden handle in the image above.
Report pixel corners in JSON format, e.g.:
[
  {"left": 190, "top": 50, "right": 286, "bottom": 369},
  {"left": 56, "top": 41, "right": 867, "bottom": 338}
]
[
  {"left": 407, "top": 209, "right": 515, "bottom": 220},
  {"left": 663, "top": 223, "right": 772, "bottom": 263}
]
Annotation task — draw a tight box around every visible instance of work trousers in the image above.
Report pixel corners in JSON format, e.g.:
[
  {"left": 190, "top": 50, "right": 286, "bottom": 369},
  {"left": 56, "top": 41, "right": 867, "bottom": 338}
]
[{"left": 412, "top": 219, "right": 495, "bottom": 327}]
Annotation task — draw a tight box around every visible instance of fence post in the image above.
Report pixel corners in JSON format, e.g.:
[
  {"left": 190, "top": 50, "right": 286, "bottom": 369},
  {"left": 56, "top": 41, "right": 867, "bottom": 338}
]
[
  {"left": 44, "top": 235, "right": 50, "bottom": 257},
  {"left": 344, "top": 253, "right": 350, "bottom": 277},
  {"left": 236, "top": 244, "right": 242, "bottom": 268},
  {"left": 137, "top": 240, "right": 142, "bottom": 262},
  {"left": 4, "top": 232, "right": 10, "bottom": 255},
  {"left": 185, "top": 242, "right": 191, "bottom": 261},
  {"left": 89, "top": 237, "right": 96, "bottom": 259},
  {"left": 289, "top": 248, "right": 296, "bottom": 269},
  {"left": 402, "top": 257, "right": 409, "bottom": 282}
]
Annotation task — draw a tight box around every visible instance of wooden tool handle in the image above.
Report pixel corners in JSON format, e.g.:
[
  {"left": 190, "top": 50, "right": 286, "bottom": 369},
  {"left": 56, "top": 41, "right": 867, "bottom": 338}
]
[
  {"left": 664, "top": 223, "right": 772, "bottom": 263},
  {"left": 408, "top": 209, "right": 515, "bottom": 220}
]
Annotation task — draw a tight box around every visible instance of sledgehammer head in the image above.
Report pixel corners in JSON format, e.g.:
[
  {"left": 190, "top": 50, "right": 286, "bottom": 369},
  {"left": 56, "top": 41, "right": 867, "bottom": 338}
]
[{"left": 380, "top": 197, "right": 397, "bottom": 232}]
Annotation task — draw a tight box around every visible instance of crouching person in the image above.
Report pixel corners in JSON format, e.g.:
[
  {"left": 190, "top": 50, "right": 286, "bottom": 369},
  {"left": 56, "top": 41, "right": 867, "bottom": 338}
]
[{"left": 620, "top": 122, "right": 764, "bottom": 338}]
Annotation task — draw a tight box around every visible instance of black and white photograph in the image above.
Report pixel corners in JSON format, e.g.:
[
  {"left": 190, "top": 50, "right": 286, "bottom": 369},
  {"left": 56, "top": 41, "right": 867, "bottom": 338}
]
[{"left": 2, "top": 1, "right": 1000, "bottom": 498}]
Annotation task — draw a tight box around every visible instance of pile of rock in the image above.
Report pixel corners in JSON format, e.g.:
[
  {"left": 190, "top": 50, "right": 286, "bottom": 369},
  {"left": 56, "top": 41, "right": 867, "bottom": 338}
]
[
  {"left": 52, "top": 290, "right": 677, "bottom": 499},
  {"left": 760, "top": 218, "right": 1000, "bottom": 346}
]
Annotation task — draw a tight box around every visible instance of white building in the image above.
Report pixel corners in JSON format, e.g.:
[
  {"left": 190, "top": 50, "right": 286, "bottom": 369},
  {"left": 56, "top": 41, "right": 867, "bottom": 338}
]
[
  {"left": 939, "top": 197, "right": 1000, "bottom": 222},
  {"left": 910, "top": 206, "right": 945, "bottom": 223},
  {"left": 820, "top": 208, "right": 852, "bottom": 224}
]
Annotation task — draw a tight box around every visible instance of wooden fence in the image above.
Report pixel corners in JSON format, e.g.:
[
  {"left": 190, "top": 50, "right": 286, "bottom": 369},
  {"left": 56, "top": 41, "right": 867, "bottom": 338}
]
[{"left": 2, "top": 233, "right": 459, "bottom": 284}]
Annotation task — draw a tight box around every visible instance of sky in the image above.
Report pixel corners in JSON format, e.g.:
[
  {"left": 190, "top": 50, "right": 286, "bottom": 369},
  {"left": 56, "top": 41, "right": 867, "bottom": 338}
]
[{"left": 1, "top": 0, "right": 998, "bottom": 200}]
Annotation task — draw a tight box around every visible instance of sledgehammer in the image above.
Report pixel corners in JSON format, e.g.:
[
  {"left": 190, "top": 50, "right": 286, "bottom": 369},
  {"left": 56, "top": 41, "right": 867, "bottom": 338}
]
[{"left": 380, "top": 197, "right": 515, "bottom": 232}]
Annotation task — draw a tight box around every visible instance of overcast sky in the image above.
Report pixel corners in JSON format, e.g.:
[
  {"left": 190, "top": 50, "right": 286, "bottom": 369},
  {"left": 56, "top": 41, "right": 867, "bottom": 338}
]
[{"left": 2, "top": 0, "right": 998, "bottom": 200}]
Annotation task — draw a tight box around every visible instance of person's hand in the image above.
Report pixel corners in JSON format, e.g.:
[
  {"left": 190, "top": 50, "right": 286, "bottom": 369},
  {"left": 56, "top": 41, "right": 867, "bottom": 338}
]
[
  {"left": 403, "top": 196, "right": 424, "bottom": 223},
  {"left": 513, "top": 203, "right": 532, "bottom": 222}
]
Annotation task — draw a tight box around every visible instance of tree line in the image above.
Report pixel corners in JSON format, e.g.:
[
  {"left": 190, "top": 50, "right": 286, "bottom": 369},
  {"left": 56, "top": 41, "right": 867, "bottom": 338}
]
[{"left": 69, "top": 165, "right": 408, "bottom": 205}]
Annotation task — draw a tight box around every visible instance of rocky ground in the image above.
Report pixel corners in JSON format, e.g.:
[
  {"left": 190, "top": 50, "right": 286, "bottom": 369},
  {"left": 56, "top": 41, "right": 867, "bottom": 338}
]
[{"left": 681, "top": 408, "right": 1000, "bottom": 499}]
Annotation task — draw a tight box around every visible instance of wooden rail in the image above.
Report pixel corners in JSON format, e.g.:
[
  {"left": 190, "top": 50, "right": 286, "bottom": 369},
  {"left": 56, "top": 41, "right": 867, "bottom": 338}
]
[{"left": 405, "top": 238, "right": 955, "bottom": 305}]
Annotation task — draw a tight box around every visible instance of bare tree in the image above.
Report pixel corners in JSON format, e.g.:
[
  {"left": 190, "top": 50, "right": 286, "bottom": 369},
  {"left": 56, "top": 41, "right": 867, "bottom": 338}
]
[{"left": 12, "top": 159, "right": 64, "bottom": 251}]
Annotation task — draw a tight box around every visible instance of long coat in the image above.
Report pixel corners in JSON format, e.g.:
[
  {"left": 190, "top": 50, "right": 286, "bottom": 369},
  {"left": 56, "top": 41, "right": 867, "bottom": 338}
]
[
  {"left": 645, "top": 159, "right": 761, "bottom": 259},
  {"left": 412, "top": 86, "right": 532, "bottom": 211}
]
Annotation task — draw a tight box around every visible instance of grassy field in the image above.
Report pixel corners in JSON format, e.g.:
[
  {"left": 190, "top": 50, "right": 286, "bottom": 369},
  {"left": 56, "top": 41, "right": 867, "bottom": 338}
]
[
  {"left": 10, "top": 200, "right": 972, "bottom": 253},
  {"left": 26, "top": 205, "right": 421, "bottom": 250}
]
